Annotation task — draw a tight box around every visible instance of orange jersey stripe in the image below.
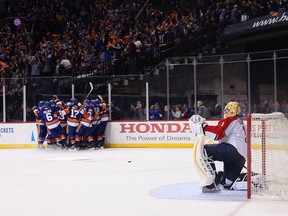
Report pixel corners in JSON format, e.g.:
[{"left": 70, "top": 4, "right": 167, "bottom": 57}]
[
  {"left": 67, "top": 117, "right": 80, "bottom": 123},
  {"left": 81, "top": 118, "right": 91, "bottom": 123}
]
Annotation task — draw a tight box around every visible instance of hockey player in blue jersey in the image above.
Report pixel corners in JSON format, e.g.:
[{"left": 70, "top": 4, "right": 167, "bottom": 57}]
[
  {"left": 91, "top": 99, "right": 101, "bottom": 149},
  {"left": 38, "top": 101, "right": 66, "bottom": 148},
  {"left": 32, "top": 101, "right": 47, "bottom": 149},
  {"left": 62, "top": 98, "right": 83, "bottom": 149},
  {"left": 59, "top": 101, "right": 68, "bottom": 139},
  {"left": 74, "top": 99, "right": 94, "bottom": 150},
  {"left": 95, "top": 98, "right": 109, "bottom": 148}
]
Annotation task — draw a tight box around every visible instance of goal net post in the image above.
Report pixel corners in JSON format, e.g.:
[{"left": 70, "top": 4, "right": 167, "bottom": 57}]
[{"left": 247, "top": 112, "right": 288, "bottom": 199}]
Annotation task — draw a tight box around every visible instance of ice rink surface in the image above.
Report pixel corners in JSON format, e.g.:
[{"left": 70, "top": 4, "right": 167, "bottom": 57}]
[{"left": 0, "top": 148, "right": 287, "bottom": 216}]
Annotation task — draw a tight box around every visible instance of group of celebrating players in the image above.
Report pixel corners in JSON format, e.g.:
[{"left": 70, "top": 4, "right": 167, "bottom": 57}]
[{"left": 32, "top": 95, "right": 109, "bottom": 150}]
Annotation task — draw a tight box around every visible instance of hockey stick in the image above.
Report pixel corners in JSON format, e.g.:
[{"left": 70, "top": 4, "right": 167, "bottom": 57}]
[
  {"left": 97, "top": 94, "right": 103, "bottom": 101},
  {"left": 83, "top": 83, "right": 105, "bottom": 105},
  {"left": 78, "top": 82, "right": 94, "bottom": 111},
  {"left": 85, "top": 82, "right": 94, "bottom": 99}
]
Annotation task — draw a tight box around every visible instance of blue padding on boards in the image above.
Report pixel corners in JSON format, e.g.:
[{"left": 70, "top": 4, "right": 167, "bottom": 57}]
[{"left": 150, "top": 182, "right": 247, "bottom": 201}]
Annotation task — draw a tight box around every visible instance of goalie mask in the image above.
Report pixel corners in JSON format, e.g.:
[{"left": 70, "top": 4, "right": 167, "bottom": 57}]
[{"left": 224, "top": 102, "right": 240, "bottom": 118}]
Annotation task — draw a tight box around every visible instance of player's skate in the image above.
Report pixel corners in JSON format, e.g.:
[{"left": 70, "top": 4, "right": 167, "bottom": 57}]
[
  {"left": 69, "top": 144, "right": 79, "bottom": 151},
  {"left": 38, "top": 144, "right": 45, "bottom": 150},
  {"left": 56, "top": 140, "right": 65, "bottom": 149},
  {"left": 47, "top": 143, "right": 56, "bottom": 150},
  {"left": 219, "top": 183, "right": 233, "bottom": 190},
  {"left": 86, "top": 141, "right": 96, "bottom": 150},
  {"left": 202, "top": 182, "right": 221, "bottom": 193},
  {"left": 214, "top": 171, "right": 234, "bottom": 190},
  {"left": 98, "top": 140, "right": 105, "bottom": 149}
]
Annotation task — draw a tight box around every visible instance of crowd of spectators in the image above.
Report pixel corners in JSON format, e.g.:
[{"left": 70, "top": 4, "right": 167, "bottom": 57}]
[
  {"left": 240, "top": 100, "right": 288, "bottom": 118},
  {"left": 127, "top": 100, "right": 200, "bottom": 120},
  {"left": 1, "top": 0, "right": 287, "bottom": 82},
  {"left": 126, "top": 98, "right": 288, "bottom": 121},
  {"left": 1, "top": 0, "right": 288, "bottom": 121}
]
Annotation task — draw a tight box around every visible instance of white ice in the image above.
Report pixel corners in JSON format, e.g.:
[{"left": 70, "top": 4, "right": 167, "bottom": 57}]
[{"left": 0, "top": 148, "right": 286, "bottom": 216}]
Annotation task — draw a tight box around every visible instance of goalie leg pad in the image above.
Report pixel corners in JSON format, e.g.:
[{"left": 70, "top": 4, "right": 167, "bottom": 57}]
[{"left": 193, "top": 135, "right": 216, "bottom": 187}]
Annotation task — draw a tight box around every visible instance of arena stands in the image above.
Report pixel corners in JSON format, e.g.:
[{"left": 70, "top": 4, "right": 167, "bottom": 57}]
[
  {"left": 1, "top": 0, "right": 287, "bottom": 78},
  {"left": 1, "top": 0, "right": 288, "bottom": 121}
]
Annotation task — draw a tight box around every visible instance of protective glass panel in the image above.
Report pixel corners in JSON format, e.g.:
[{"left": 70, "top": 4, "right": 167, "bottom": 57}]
[
  {"left": 223, "top": 58, "right": 247, "bottom": 119},
  {"left": 168, "top": 62, "right": 195, "bottom": 121},
  {"left": 2, "top": 50, "right": 287, "bottom": 123},
  {"left": 275, "top": 50, "right": 288, "bottom": 117},
  {"left": 147, "top": 61, "right": 168, "bottom": 120},
  {"left": 73, "top": 76, "right": 107, "bottom": 102},
  {"left": 110, "top": 74, "right": 147, "bottom": 120},
  {"left": 26, "top": 76, "right": 72, "bottom": 122},
  {"left": 197, "top": 61, "right": 221, "bottom": 120},
  {"left": 250, "top": 52, "right": 275, "bottom": 114},
  {"left": 5, "top": 78, "right": 24, "bottom": 122}
]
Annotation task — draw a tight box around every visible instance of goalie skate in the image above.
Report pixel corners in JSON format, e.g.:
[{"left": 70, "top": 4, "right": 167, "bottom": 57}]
[{"left": 202, "top": 182, "right": 221, "bottom": 193}]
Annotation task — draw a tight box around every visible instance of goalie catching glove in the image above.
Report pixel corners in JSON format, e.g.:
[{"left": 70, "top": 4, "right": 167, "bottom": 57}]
[
  {"left": 189, "top": 115, "right": 207, "bottom": 135},
  {"left": 190, "top": 114, "right": 206, "bottom": 124}
]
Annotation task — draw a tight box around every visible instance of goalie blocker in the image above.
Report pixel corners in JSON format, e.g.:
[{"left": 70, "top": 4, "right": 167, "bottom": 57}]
[{"left": 190, "top": 102, "right": 247, "bottom": 193}]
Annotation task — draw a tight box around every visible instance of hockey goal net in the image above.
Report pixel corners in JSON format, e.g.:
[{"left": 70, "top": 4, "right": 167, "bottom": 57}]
[{"left": 247, "top": 112, "right": 288, "bottom": 199}]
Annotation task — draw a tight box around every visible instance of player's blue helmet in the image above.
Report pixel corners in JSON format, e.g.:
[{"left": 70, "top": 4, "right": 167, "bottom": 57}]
[
  {"left": 44, "top": 101, "right": 50, "bottom": 108},
  {"left": 71, "top": 98, "right": 78, "bottom": 105},
  {"left": 84, "top": 99, "right": 91, "bottom": 106},
  {"left": 91, "top": 99, "right": 100, "bottom": 106},
  {"left": 49, "top": 99, "right": 55, "bottom": 106},
  {"left": 91, "top": 99, "right": 96, "bottom": 106},
  {"left": 38, "top": 101, "right": 45, "bottom": 108}
]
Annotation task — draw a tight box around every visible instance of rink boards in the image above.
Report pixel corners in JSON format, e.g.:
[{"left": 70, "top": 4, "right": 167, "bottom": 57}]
[{"left": 0, "top": 121, "right": 286, "bottom": 149}]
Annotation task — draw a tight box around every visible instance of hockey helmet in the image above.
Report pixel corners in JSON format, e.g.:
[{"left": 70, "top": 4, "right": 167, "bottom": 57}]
[
  {"left": 224, "top": 102, "right": 240, "bottom": 118},
  {"left": 91, "top": 98, "right": 100, "bottom": 106},
  {"left": 44, "top": 101, "right": 51, "bottom": 109},
  {"left": 91, "top": 99, "right": 96, "bottom": 106},
  {"left": 70, "top": 98, "right": 78, "bottom": 105},
  {"left": 84, "top": 99, "right": 91, "bottom": 106},
  {"left": 49, "top": 99, "right": 55, "bottom": 106},
  {"left": 38, "top": 101, "right": 45, "bottom": 108}
]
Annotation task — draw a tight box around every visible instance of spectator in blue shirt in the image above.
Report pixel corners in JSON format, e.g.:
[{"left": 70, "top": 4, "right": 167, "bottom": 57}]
[{"left": 149, "top": 103, "right": 163, "bottom": 120}]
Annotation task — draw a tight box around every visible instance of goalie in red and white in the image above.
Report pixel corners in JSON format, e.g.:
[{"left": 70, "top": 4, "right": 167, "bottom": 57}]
[{"left": 189, "top": 102, "right": 247, "bottom": 193}]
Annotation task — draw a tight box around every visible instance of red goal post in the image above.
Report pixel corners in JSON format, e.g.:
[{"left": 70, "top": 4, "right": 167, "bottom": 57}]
[{"left": 246, "top": 112, "right": 288, "bottom": 199}]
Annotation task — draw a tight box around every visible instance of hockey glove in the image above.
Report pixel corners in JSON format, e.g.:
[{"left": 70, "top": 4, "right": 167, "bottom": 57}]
[
  {"left": 190, "top": 114, "right": 206, "bottom": 124},
  {"left": 189, "top": 117, "right": 207, "bottom": 135}
]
